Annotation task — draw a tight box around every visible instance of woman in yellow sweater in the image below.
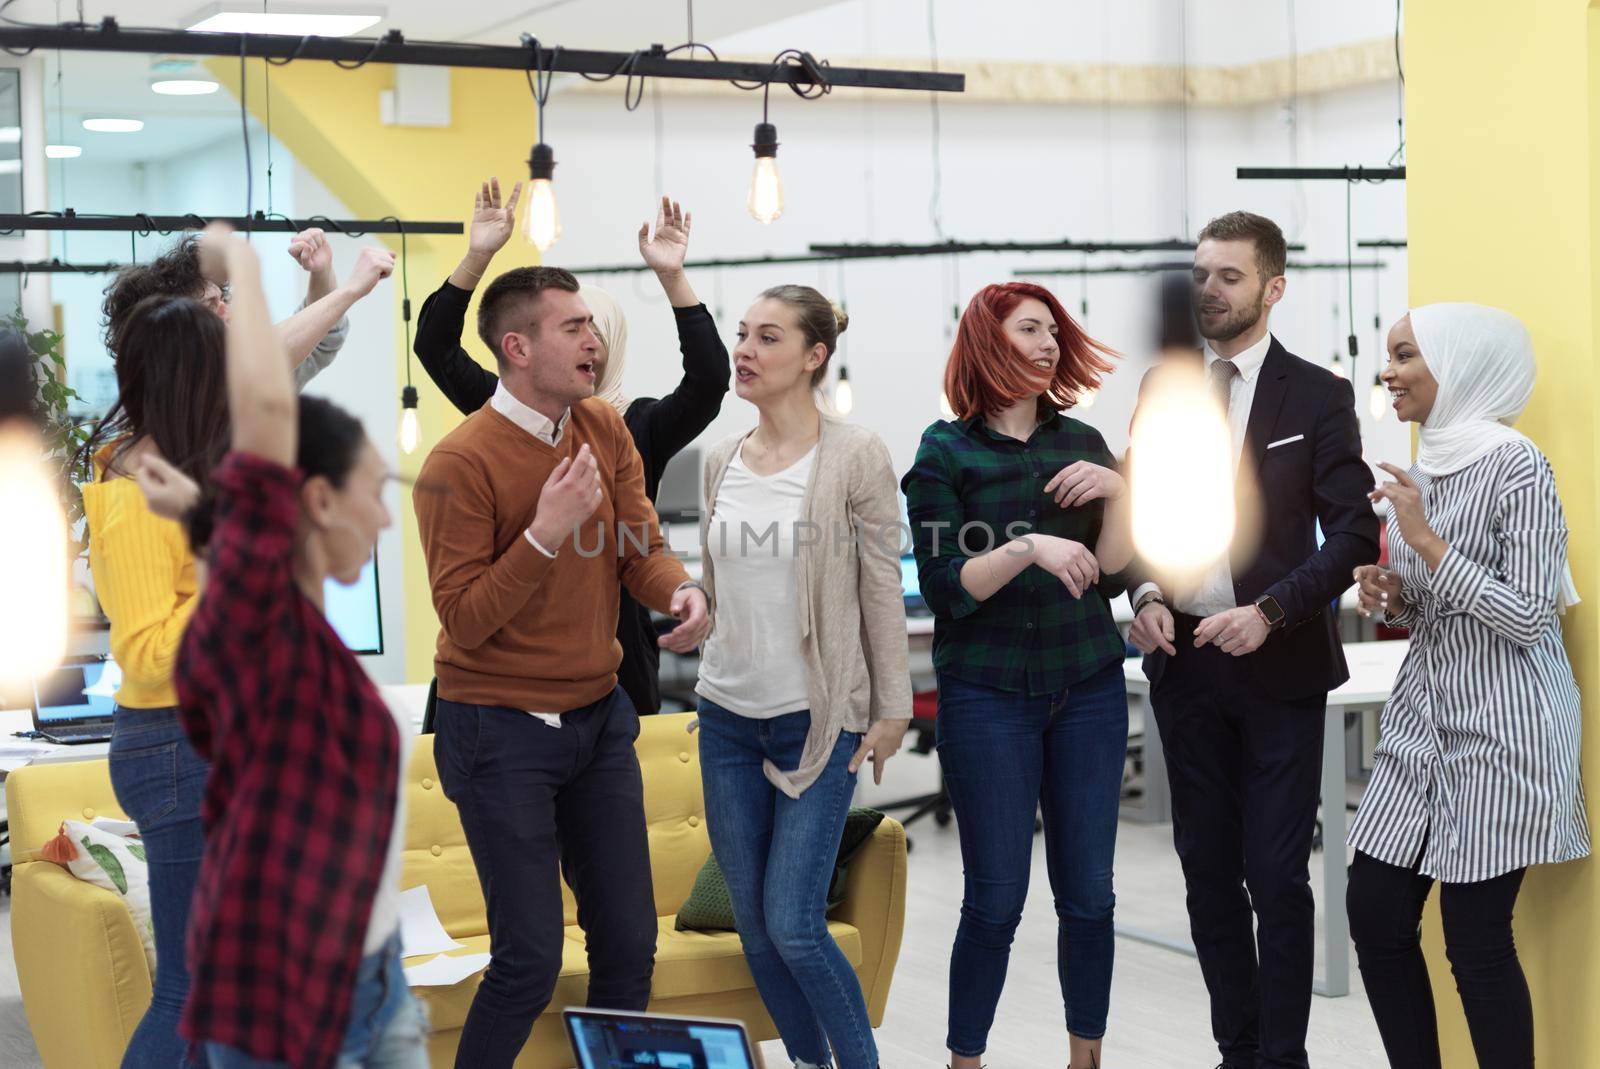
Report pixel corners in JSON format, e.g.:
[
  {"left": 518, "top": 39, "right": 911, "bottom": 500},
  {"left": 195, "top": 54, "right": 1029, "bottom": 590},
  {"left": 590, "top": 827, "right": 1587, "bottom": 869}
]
[{"left": 80, "top": 293, "right": 229, "bottom": 1069}]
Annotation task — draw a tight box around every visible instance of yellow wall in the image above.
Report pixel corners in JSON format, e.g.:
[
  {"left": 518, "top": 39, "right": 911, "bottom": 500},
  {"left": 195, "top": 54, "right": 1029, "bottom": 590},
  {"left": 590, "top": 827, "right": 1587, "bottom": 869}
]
[
  {"left": 1407, "top": 1, "right": 1600, "bottom": 1063},
  {"left": 211, "top": 59, "right": 545, "bottom": 682}
]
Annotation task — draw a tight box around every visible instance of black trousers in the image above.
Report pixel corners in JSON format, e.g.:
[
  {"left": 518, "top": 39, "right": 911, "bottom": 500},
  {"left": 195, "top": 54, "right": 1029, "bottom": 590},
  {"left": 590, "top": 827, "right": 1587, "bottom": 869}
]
[
  {"left": 1150, "top": 620, "right": 1325, "bottom": 1069},
  {"left": 1347, "top": 850, "right": 1531, "bottom": 1069},
  {"left": 433, "top": 687, "right": 657, "bottom": 1069}
]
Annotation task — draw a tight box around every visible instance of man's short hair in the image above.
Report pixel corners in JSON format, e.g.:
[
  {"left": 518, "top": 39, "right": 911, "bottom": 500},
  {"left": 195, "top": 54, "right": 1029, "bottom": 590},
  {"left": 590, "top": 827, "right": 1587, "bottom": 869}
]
[
  {"left": 475, "top": 266, "right": 582, "bottom": 366},
  {"left": 101, "top": 234, "right": 210, "bottom": 353},
  {"left": 1196, "top": 211, "right": 1287, "bottom": 281}
]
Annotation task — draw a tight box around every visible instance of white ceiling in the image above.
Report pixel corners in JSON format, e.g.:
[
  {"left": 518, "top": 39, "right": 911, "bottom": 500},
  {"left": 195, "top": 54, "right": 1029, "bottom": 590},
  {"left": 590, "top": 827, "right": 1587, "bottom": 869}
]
[{"left": 8, "top": 0, "right": 849, "bottom": 162}]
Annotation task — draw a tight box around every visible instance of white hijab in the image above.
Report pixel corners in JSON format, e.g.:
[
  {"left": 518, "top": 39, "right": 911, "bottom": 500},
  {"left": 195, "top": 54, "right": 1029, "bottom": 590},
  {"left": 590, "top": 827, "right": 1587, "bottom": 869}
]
[
  {"left": 1408, "top": 302, "right": 1579, "bottom": 609},
  {"left": 581, "top": 284, "right": 631, "bottom": 416}
]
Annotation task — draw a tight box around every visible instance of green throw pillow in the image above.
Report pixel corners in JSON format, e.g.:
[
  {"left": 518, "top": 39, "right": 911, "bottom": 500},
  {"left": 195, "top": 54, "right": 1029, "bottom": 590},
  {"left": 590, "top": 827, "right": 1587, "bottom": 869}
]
[{"left": 675, "top": 807, "right": 887, "bottom": 933}]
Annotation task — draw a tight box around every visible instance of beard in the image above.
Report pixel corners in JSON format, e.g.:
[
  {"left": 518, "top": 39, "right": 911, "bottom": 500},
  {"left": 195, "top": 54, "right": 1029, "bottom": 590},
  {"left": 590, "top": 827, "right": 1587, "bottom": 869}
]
[{"left": 1197, "top": 290, "right": 1266, "bottom": 344}]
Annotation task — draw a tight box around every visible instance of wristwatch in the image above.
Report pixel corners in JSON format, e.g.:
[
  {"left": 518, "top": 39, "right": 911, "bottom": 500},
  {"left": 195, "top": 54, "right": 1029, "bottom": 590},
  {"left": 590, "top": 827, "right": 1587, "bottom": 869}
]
[{"left": 1253, "top": 594, "right": 1286, "bottom": 632}]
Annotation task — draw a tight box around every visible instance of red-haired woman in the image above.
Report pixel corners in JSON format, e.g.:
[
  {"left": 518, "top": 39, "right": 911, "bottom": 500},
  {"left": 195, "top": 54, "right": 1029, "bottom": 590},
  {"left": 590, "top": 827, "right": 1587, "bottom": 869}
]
[{"left": 902, "top": 282, "right": 1129, "bottom": 1069}]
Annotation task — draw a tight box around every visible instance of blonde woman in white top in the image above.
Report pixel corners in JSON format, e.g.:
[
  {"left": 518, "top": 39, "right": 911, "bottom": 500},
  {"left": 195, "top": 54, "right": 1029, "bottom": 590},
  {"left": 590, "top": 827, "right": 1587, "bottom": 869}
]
[{"left": 696, "top": 285, "right": 911, "bottom": 1069}]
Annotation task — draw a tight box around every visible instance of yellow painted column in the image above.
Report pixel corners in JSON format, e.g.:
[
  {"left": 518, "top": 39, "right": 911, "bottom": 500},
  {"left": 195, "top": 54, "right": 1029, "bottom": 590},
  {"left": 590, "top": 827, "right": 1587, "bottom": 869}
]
[
  {"left": 211, "top": 59, "right": 545, "bottom": 682},
  {"left": 1407, "top": 1, "right": 1599, "bottom": 1064}
]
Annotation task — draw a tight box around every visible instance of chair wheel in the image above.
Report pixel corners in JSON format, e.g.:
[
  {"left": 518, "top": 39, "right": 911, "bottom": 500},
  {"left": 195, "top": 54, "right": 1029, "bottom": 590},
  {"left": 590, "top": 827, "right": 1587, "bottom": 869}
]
[{"left": 935, "top": 809, "right": 953, "bottom": 827}]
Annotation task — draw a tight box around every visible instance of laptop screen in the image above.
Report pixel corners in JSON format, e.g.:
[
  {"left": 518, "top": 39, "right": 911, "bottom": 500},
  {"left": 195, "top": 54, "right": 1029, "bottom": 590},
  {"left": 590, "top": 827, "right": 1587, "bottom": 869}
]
[
  {"left": 565, "top": 1009, "right": 754, "bottom": 1069},
  {"left": 901, "top": 555, "right": 920, "bottom": 598},
  {"left": 34, "top": 658, "right": 120, "bottom": 725}
]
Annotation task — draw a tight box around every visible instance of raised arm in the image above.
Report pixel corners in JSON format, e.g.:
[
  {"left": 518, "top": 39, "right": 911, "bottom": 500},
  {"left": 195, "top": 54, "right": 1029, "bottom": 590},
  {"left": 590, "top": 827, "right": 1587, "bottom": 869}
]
[
  {"left": 276, "top": 245, "right": 394, "bottom": 371},
  {"left": 199, "top": 225, "right": 296, "bottom": 466}
]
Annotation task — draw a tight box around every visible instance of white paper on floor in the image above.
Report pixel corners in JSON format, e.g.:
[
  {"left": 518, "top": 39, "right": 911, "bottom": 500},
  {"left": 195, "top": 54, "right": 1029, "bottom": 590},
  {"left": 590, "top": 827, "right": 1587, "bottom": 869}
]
[
  {"left": 398, "top": 884, "right": 464, "bottom": 958},
  {"left": 403, "top": 951, "right": 492, "bottom": 987}
]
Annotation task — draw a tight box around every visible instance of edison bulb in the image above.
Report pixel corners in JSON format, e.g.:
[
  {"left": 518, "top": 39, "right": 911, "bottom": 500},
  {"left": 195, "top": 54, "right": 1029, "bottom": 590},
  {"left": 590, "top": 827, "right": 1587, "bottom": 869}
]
[
  {"left": 1128, "top": 365, "right": 1234, "bottom": 579},
  {"left": 1330, "top": 358, "right": 1348, "bottom": 380},
  {"left": 524, "top": 178, "right": 561, "bottom": 251},
  {"left": 748, "top": 157, "right": 785, "bottom": 224},
  {"left": 1077, "top": 388, "right": 1098, "bottom": 409},
  {"left": 399, "top": 407, "right": 420, "bottom": 454},
  {"left": 834, "top": 376, "right": 854, "bottom": 415},
  {"left": 1368, "top": 381, "right": 1389, "bottom": 421},
  {"left": 0, "top": 429, "right": 67, "bottom": 691}
]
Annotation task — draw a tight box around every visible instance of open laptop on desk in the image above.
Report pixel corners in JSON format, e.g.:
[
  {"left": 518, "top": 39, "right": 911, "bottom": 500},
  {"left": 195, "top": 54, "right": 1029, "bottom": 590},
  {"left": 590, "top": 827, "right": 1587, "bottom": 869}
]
[
  {"left": 32, "top": 656, "right": 118, "bottom": 745},
  {"left": 564, "top": 1008, "right": 757, "bottom": 1069}
]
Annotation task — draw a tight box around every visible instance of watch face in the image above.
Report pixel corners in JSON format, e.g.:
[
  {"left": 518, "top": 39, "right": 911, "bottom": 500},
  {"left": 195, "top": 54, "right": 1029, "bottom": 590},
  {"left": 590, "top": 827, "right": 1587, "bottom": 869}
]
[{"left": 1258, "top": 598, "right": 1284, "bottom": 625}]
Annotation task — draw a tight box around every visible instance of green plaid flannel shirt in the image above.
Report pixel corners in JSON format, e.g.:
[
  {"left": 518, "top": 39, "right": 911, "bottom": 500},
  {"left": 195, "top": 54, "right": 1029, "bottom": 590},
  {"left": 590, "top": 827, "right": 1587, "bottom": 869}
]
[{"left": 901, "top": 411, "right": 1127, "bottom": 696}]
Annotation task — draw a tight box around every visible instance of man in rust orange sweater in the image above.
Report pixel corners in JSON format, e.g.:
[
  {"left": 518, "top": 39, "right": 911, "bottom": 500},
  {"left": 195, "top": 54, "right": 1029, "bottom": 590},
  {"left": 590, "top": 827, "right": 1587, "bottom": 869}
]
[{"left": 415, "top": 265, "right": 710, "bottom": 1069}]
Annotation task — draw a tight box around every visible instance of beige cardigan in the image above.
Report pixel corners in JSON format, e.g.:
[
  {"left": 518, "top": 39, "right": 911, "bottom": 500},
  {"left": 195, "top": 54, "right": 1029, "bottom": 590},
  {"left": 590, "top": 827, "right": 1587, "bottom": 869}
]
[{"left": 699, "top": 416, "right": 913, "bottom": 797}]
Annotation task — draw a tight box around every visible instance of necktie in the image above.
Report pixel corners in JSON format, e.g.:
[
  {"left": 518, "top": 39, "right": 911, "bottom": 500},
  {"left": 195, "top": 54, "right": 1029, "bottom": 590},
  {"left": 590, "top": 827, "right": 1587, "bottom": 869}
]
[{"left": 1209, "top": 358, "right": 1239, "bottom": 416}]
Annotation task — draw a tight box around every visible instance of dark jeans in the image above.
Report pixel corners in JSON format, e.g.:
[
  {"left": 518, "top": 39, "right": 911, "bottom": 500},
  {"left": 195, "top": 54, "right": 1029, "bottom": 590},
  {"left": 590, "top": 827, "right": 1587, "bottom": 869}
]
[
  {"left": 1150, "top": 628, "right": 1325, "bottom": 1069},
  {"left": 108, "top": 705, "right": 211, "bottom": 1069},
  {"left": 934, "top": 661, "right": 1128, "bottom": 1056},
  {"left": 696, "top": 701, "right": 874, "bottom": 1069},
  {"left": 1347, "top": 850, "right": 1531, "bottom": 1069},
  {"left": 433, "top": 687, "right": 657, "bottom": 1069},
  {"left": 206, "top": 935, "right": 428, "bottom": 1068}
]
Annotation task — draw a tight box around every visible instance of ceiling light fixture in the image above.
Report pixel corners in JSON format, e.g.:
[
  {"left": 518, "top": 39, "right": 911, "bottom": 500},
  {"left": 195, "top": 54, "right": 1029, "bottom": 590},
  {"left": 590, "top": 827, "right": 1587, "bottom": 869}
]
[
  {"left": 152, "top": 78, "right": 220, "bottom": 95},
  {"left": 82, "top": 117, "right": 144, "bottom": 133},
  {"left": 185, "top": 3, "right": 385, "bottom": 37},
  {"left": 44, "top": 145, "right": 82, "bottom": 158}
]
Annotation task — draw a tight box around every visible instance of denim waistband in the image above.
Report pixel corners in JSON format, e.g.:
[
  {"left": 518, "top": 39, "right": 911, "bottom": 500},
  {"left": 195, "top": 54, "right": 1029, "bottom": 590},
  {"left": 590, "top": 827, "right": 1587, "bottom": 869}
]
[{"left": 110, "top": 705, "right": 184, "bottom": 741}]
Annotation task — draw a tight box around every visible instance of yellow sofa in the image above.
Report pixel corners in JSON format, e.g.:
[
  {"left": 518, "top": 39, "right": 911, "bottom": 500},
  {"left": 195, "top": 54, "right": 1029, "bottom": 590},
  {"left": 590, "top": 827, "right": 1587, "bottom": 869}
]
[{"left": 6, "top": 711, "right": 908, "bottom": 1068}]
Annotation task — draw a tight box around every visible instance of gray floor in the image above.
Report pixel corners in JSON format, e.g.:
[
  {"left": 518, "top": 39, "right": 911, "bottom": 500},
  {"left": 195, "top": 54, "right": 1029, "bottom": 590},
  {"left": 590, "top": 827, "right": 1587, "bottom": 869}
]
[{"left": 1, "top": 816, "right": 1383, "bottom": 1069}]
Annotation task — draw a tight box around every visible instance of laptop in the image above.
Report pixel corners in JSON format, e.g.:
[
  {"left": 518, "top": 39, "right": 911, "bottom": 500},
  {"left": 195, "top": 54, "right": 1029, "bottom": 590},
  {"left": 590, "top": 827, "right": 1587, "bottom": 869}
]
[
  {"left": 901, "top": 554, "right": 931, "bottom": 618},
  {"left": 32, "top": 656, "right": 119, "bottom": 745},
  {"left": 564, "top": 1008, "right": 757, "bottom": 1069}
]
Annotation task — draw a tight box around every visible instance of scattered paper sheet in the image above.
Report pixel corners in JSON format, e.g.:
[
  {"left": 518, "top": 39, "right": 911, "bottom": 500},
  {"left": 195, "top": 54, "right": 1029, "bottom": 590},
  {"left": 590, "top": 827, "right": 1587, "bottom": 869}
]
[
  {"left": 398, "top": 884, "right": 464, "bottom": 959},
  {"left": 403, "top": 951, "right": 491, "bottom": 987}
]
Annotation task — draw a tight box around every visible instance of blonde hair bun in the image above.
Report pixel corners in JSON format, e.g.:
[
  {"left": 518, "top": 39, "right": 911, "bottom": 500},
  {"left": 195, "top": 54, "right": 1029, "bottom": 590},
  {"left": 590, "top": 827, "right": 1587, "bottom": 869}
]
[{"left": 831, "top": 301, "right": 850, "bottom": 335}]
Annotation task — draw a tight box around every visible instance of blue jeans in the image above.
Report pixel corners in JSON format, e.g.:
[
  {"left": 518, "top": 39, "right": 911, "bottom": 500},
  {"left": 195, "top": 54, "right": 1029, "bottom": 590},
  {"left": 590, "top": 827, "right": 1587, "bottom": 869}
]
[
  {"left": 108, "top": 706, "right": 211, "bottom": 1069},
  {"left": 434, "top": 688, "right": 657, "bottom": 1069},
  {"left": 696, "top": 701, "right": 877, "bottom": 1069},
  {"left": 206, "top": 936, "right": 428, "bottom": 1068},
  {"left": 935, "top": 661, "right": 1127, "bottom": 1056}
]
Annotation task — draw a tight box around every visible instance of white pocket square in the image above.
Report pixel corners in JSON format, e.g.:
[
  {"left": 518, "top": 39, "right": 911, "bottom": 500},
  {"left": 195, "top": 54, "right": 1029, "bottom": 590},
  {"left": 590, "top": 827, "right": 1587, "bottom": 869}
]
[{"left": 1267, "top": 434, "right": 1305, "bottom": 449}]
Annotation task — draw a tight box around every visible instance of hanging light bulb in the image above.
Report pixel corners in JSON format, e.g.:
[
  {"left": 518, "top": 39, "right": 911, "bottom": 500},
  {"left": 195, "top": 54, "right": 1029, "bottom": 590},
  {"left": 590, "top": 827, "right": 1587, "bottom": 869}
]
[
  {"left": 523, "top": 142, "right": 561, "bottom": 251},
  {"left": 399, "top": 385, "right": 420, "bottom": 455},
  {"left": 1330, "top": 352, "right": 1347, "bottom": 379},
  {"left": 747, "top": 122, "right": 785, "bottom": 225},
  {"left": 939, "top": 391, "right": 956, "bottom": 419},
  {"left": 1077, "top": 387, "right": 1098, "bottom": 409},
  {"left": 833, "top": 365, "right": 854, "bottom": 415},
  {"left": 0, "top": 427, "right": 67, "bottom": 691},
  {"left": 1368, "top": 375, "right": 1388, "bottom": 421}
]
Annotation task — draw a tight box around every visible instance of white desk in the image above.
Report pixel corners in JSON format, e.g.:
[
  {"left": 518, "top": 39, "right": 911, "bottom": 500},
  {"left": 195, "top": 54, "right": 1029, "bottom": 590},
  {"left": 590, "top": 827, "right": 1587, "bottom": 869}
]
[{"left": 1118, "top": 638, "right": 1410, "bottom": 999}]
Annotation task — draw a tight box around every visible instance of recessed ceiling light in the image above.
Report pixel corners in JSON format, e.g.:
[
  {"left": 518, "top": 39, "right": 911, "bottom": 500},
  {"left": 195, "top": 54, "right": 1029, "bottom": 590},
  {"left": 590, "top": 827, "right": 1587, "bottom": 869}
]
[
  {"left": 82, "top": 118, "right": 145, "bottom": 134},
  {"left": 152, "top": 79, "right": 220, "bottom": 96},
  {"left": 45, "top": 145, "right": 82, "bottom": 159},
  {"left": 186, "top": 3, "right": 385, "bottom": 37},
  {"left": 0, "top": 127, "right": 20, "bottom": 144}
]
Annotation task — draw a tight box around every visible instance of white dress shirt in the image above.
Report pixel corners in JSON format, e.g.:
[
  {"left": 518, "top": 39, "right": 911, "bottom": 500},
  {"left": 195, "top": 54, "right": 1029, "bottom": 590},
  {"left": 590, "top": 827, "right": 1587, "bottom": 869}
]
[
  {"left": 489, "top": 381, "right": 571, "bottom": 726},
  {"left": 1134, "top": 331, "right": 1274, "bottom": 618}
]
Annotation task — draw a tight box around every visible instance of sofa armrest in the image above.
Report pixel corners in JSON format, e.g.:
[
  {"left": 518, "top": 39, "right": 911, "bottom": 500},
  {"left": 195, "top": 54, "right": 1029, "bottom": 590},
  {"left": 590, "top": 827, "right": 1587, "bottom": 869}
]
[
  {"left": 12, "top": 861, "right": 152, "bottom": 1069},
  {"left": 832, "top": 817, "right": 907, "bottom": 1025}
]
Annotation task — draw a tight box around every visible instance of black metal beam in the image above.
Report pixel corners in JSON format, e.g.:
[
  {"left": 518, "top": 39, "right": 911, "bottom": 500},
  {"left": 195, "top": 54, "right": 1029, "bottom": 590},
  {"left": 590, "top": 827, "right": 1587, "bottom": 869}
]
[
  {"left": 0, "top": 211, "right": 461, "bottom": 235},
  {"left": 0, "top": 259, "right": 121, "bottom": 273},
  {"left": 807, "top": 239, "right": 1310, "bottom": 260},
  {"left": 1017, "top": 260, "right": 1388, "bottom": 277},
  {"left": 561, "top": 251, "right": 844, "bottom": 276},
  {"left": 0, "top": 20, "right": 964, "bottom": 93},
  {"left": 1236, "top": 166, "right": 1406, "bottom": 181},
  {"left": 1357, "top": 239, "right": 1408, "bottom": 248}
]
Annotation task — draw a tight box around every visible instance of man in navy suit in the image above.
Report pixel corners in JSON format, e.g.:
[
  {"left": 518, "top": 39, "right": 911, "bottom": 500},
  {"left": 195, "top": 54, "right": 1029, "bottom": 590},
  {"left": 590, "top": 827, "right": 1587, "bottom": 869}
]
[{"left": 1126, "top": 211, "right": 1379, "bottom": 1068}]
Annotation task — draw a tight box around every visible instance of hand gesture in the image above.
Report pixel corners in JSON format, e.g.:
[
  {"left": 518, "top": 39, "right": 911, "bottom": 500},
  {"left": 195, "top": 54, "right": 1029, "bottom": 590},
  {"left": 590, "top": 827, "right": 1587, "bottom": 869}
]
[
  {"left": 659, "top": 585, "right": 711, "bottom": 653},
  {"left": 638, "top": 196, "right": 692, "bottom": 274},
  {"left": 1128, "top": 599, "right": 1177, "bottom": 656},
  {"left": 1030, "top": 535, "right": 1100, "bottom": 598},
  {"left": 345, "top": 246, "right": 396, "bottom": 299},
  {"left": 1044, "top": 460, "right": 1126, "bottom": 509},
  {"left": 197, "top": 221, "right": 244, "bottom": 284},
  {"left": 849, "top": 718, "right": 910, "bottom": 785},
  {"left": 1353, "top": 564, "right": 1404, "bottom": 619},
  {"left": 1370, "top": 463, "right": 1437, "bottom": 553},
  {"left": 1194, "top": 605, "right": 1269, "bottom": 657},
  {"left": 529, "top": 443, "right": 603, "bottom": 550},
  {"left": 286, "top": 227, "right": 333, "bottom": 274},
  {"left": 469, "top": 178, "right": 523, "bottom": 259},
  {"left": 134, "top": 451, "right": 200, "bottom": 522}
]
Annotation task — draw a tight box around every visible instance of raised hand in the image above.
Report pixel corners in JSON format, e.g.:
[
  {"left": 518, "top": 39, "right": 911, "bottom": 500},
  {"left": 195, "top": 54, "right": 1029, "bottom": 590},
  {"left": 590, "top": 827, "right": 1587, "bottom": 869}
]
[
  {"left": 528, "top": 444, "right": 604, "bottom": 551},
  {"left": 469, "top": 178, "right": 523, "bottom": 259},
  {"left": 1044, "top": 460, "right": 1126, "bottom": 509},
  {"left": 344, "top": 246, "right": 396, "bottom": 299},
  {"left": 638, "top": 196, "right": 692, "bottom": 275},
  {"left": 287, "top": 227, "right": 333, "bottom": 275}
]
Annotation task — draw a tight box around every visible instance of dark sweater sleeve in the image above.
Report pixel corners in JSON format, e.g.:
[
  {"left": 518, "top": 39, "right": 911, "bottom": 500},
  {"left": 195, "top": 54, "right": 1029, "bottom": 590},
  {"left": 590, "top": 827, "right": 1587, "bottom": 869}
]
[
  {"left": 632, "top": 303, "right": 731, "bottom": 484},
  {"left": 414, "top": 279, "right": 499, "bottom": 417}
]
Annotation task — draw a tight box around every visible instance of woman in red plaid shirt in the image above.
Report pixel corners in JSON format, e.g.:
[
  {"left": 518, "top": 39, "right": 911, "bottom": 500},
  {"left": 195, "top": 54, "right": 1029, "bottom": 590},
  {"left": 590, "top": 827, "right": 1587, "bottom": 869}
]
[{"left": 171, "top": 224, "right": 426, "bottom": 1069}]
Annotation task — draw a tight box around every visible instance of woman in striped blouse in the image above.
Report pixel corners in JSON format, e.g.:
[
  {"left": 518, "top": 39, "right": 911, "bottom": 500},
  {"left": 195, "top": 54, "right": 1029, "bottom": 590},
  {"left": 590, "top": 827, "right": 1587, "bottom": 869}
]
[{"left": 1347, "top": 303, "right": 1589, "bottom": 1069}]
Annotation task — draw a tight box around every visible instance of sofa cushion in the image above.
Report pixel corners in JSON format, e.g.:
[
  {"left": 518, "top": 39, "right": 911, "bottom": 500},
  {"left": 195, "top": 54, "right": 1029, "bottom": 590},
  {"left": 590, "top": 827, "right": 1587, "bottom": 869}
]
[{"left": 409, "top": 916, "right": 863, "bottom": 1034}]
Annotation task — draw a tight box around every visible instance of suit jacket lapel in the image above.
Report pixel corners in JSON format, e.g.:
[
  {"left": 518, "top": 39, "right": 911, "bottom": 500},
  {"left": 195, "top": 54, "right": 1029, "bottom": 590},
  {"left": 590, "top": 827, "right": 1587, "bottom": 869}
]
[{"left": 1240, "top": 338, "right": 1290, "bottom": 477}]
